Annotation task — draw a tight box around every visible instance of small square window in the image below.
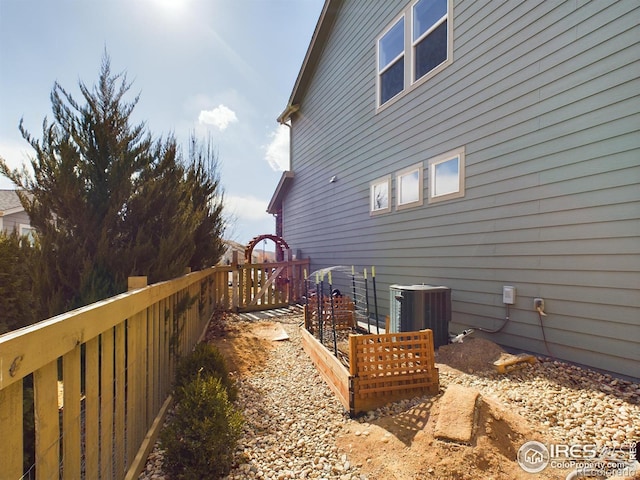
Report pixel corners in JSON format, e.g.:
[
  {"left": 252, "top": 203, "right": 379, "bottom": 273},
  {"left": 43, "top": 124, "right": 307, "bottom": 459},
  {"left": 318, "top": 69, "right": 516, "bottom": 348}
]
[
  {"left": 19, "top": 224, "right": 36, "bottom": 243},
  {"left": 396, "top": 163, "right": 423, "bottom": 210},
  {"left": 428, "top": 147, "right": 465, "bottom": 203},
  {"left": 370, "top": 175, "right": 391, "bottom": 215}
]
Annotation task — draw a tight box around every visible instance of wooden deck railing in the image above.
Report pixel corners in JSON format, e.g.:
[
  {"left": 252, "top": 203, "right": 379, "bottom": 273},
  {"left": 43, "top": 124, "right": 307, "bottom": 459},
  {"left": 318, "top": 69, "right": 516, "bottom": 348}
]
[{"left": 0, "top": 258, "right": 307, "bottom": 480}]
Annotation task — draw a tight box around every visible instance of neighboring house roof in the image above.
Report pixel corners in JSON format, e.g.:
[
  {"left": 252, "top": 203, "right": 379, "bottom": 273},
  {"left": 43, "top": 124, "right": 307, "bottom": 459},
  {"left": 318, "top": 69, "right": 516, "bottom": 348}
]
[
  {"left": 277, "top": 0, "right": 339, "bottom": 124},
  {"left": 219, "top": 239, "right": 250, "bottom": 265},
  {"left": 0, "top": 189, "right": 25, "bottom": 216}
]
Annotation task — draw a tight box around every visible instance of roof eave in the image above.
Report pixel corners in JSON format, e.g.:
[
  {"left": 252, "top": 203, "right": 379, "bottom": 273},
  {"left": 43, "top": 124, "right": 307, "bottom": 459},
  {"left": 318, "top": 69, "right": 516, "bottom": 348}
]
[
  {"left": 267, "top": 170, "right": 295, "bottom": 214},
  {"left": 277, "top": 104, "right": 300, "bottom": 124},
  {"left": 1, "top": 206, "right": 25, "bottom": 215},
  {"left": 276, "top": 0, "right": 340, "bottom": 124}
]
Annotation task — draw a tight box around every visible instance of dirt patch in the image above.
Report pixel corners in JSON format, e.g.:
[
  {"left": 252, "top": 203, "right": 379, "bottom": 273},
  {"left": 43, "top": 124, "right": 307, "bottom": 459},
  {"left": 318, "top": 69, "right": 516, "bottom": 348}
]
[
  {"left": 336, "top": 391, "right": 566, "bottom": 480},
  {"left": 203, "top": 311, "right": 278, "bottom": 377},
  {"left": 436, "top": 337, "right": 505, "bottom": 374}
]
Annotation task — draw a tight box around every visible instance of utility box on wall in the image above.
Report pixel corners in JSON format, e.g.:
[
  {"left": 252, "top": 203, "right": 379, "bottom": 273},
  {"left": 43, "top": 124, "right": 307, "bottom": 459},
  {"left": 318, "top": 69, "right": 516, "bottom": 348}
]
[{"left": 389, "top": 284, "right": 451, "bottom": 348}]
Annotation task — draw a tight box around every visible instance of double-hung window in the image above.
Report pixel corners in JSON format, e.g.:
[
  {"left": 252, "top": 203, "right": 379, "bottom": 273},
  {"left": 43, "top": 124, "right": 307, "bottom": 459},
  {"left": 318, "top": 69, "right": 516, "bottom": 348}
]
[
  {"left": 413, "top": 0, "right": 448, "bottom": 82},
  {"left": 377, "top": 0, "right": 451, "bottom": 108},
  {"left": 378, "top": 17, "right": 405, "bottom": 105}
]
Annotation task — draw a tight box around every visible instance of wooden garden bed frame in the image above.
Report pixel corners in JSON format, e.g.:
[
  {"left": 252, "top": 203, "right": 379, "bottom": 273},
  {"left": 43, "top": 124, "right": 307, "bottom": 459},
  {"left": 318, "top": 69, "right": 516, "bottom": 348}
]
[
  {"left": 300, "top": 326, "right": 439, "bottom": 416},
  {"left": 305, "top": 295, "right": 357, "bottom": 331}
]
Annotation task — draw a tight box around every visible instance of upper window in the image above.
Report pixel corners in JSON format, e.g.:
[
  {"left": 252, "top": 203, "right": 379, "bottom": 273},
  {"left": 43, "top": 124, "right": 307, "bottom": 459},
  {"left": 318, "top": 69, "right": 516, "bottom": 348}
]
[
  {"left": 378, "top": 17, "right": 405, "bottom": 105},
  {"left": 377, "top": 0, "right": 451, "bottom": 108},
  {"left": 413, "top": 0, "right": 448, "bottom": 81},
  {"left": 428, "top": 147, "right": 465, "bottom": 203},
  {"left": 396, "top": 163, "right": 423, "bottom": 210}
]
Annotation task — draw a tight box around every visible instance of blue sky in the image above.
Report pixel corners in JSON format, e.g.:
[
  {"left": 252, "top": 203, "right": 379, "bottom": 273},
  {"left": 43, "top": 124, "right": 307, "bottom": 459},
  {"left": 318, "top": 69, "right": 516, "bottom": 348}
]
[{"left": 0, "top": 0, "right": 324, "bottom": 245}]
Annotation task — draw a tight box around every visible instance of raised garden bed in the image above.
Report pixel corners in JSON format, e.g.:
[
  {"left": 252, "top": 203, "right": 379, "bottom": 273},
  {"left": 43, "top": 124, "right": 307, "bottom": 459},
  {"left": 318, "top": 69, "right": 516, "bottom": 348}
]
[{"left": 301, "top": 301, "right": 439, "bottom": 416}]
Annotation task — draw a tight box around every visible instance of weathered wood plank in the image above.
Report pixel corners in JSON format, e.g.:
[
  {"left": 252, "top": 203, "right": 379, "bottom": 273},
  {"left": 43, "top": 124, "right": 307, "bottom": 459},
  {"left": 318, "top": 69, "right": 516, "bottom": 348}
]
[
  {"left": 114, "top": 323, "right": 126, "bottom": 476},
  {"left": 62, "top": 345, "right": 81, "bottom": 479},
  {"left": 34, "top": 360, "right": 59, "bottom": 480},
  {"left": 100, "top": 328, "right": 115, "bottom": 480},
  {"left": 126, "top": 313, "right": 140, "bottom": 465},
  {"left": 0, "top": 379, "right": 23, "bottom": 478},
  {"left": 300, "top": 328, "right": 351, "bottom": 412},
  {"left": 148, "top": 304, "right": 158, "bottom": 427},
  {"left": 85, "top": 336, "right": 100, "bottom": 479},
  {"left": 159, "top": 298, "right": 169, "bottom": 402}
]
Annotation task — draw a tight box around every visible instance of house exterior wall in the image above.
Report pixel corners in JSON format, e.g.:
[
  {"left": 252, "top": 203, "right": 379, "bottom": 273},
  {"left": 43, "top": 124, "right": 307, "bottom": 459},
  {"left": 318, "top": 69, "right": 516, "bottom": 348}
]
[
  {"left": 0, "top": 210, "right": 31, "bottom": 234},
  {"left": 282, "top": 0, "right": 640, "bottom": 377}
]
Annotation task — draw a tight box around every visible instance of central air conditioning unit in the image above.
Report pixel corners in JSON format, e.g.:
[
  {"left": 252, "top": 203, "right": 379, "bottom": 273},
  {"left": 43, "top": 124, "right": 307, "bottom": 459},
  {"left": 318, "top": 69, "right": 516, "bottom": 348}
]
[{"left": 389, "top": 284, "right": 451, "bottom": 348}]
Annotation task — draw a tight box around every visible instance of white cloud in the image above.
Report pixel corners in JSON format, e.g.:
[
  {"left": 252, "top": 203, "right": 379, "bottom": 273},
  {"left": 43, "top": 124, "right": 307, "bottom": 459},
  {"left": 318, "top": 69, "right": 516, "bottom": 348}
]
[
  {"left": 264, "top": 124, "right": 289, "bottom": 171},
  {"left": 224, "top": 194, "right": 270, "bottom": 222},
  {"left": 0, "top": 139, "right": 34, "bottom": 189},
  {"left": 0, "top": 175, "right": 16, "bottom": 189},
  {"left": 198, "top": 104, "right": 238, "bottom": 131}
]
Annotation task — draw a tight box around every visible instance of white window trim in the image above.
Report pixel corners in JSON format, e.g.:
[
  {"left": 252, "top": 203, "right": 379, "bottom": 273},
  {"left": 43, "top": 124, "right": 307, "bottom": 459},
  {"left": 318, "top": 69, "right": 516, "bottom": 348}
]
[
  {"left": 19, "top": 223, "right": 34, "bottom": 234},
  {"left": 370, "top": 175, "right": 392, "bottom": 216},
  {"left": 396, "top": 162, "right": 424, "bottom": 210},
  {"left": 428, "top": 146, "right": 466, "bottom": 204},
  {"left": 376, "top": 0, "right": 453, "bottom": 111}
]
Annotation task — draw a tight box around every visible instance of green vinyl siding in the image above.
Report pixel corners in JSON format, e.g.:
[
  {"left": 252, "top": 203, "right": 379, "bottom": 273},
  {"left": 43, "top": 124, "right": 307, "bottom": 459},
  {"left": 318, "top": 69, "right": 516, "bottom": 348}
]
[{"left": 281, "top": 0, "right": 640, "bottom": 377}]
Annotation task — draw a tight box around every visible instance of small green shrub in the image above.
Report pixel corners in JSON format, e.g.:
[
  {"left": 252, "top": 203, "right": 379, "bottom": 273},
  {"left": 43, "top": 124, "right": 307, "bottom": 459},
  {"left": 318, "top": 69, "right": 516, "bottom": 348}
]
[
  {"left": 160, "top": 375, "right": 244, "bottom": 479},
  {"left": 174, "top": 342, "right": 237, "bottom": 401}
]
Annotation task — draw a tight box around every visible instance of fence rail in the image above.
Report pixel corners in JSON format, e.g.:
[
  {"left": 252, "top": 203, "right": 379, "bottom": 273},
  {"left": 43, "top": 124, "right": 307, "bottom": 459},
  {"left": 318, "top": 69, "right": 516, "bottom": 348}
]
[{"left": 0, "top": 258, "right": 307, "bottom": 480}]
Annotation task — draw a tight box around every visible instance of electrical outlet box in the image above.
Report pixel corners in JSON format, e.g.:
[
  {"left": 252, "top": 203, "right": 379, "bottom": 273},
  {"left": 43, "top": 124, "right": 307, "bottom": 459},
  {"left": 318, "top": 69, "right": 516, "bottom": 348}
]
[
  {"left": 534, "top": 298, "right": 545, "bottom": 311},
  {"left": 503, "top": 286, "right": 516, "bottom": 304}
]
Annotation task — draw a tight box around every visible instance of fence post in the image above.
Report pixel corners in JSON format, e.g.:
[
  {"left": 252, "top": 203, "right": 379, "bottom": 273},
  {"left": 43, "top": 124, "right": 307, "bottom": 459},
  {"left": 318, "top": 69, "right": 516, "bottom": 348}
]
[
  {"left": 286, "top": 249, "right": 294, "bottom": 303},
  {"left": 348, "top": 335, "right": 358, "bottom": 377},
  {"left": 128, "top": 276, "right": 148, "bottom": 291},
  {"left": 231, "top": 250, "right": 239, "bottom": 311}
]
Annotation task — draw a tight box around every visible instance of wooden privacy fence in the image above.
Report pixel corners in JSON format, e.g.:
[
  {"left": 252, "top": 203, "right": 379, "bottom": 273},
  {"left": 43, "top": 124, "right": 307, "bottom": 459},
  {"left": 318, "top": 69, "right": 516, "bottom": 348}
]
[
  {"left": 229, "top": 253, "right": 309, "bottom": 312},
  {"left": 0, "top": 267, "right": 228, "bottom": 480},
  {"left": 0, "top": 257, "right": 309, "bottom": 479},
  {"left": 301, "top": 328, "right": 439, "bottom": 416}
]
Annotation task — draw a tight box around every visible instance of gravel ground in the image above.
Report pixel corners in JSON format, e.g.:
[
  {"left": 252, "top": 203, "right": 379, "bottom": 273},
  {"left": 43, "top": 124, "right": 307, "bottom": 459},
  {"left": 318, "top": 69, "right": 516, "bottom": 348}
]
[
  {"left": 438, "top": 359, "right": 639, "bottom": 449},
  {"left": 222, "top": 316, "right": 360, "bottom": 480},
  {"left": 139, "top": 314, "right": 639, "bottom": 479}
]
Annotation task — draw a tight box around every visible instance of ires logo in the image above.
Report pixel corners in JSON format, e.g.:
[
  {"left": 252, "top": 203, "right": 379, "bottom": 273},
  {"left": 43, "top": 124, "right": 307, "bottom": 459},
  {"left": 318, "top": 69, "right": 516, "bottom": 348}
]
[
  {"left": 517, "top": 440, "right": 639, "bottom": 476},
  {"left": 517, "top": 441, "right": 550, "bottom": 473}
]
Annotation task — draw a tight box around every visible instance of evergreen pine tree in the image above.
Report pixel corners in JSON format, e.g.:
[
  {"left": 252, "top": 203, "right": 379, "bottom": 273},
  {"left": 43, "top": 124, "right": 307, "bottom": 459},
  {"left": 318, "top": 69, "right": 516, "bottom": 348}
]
[
  {"left": 0, "top": 230, "right": 37, "bottom": 332},
  {"left": 0, "top": 53, "right": 225, "bottom": 317},
  {"left": 185, "top": 134, "right": 225, "bottom": 271}
]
